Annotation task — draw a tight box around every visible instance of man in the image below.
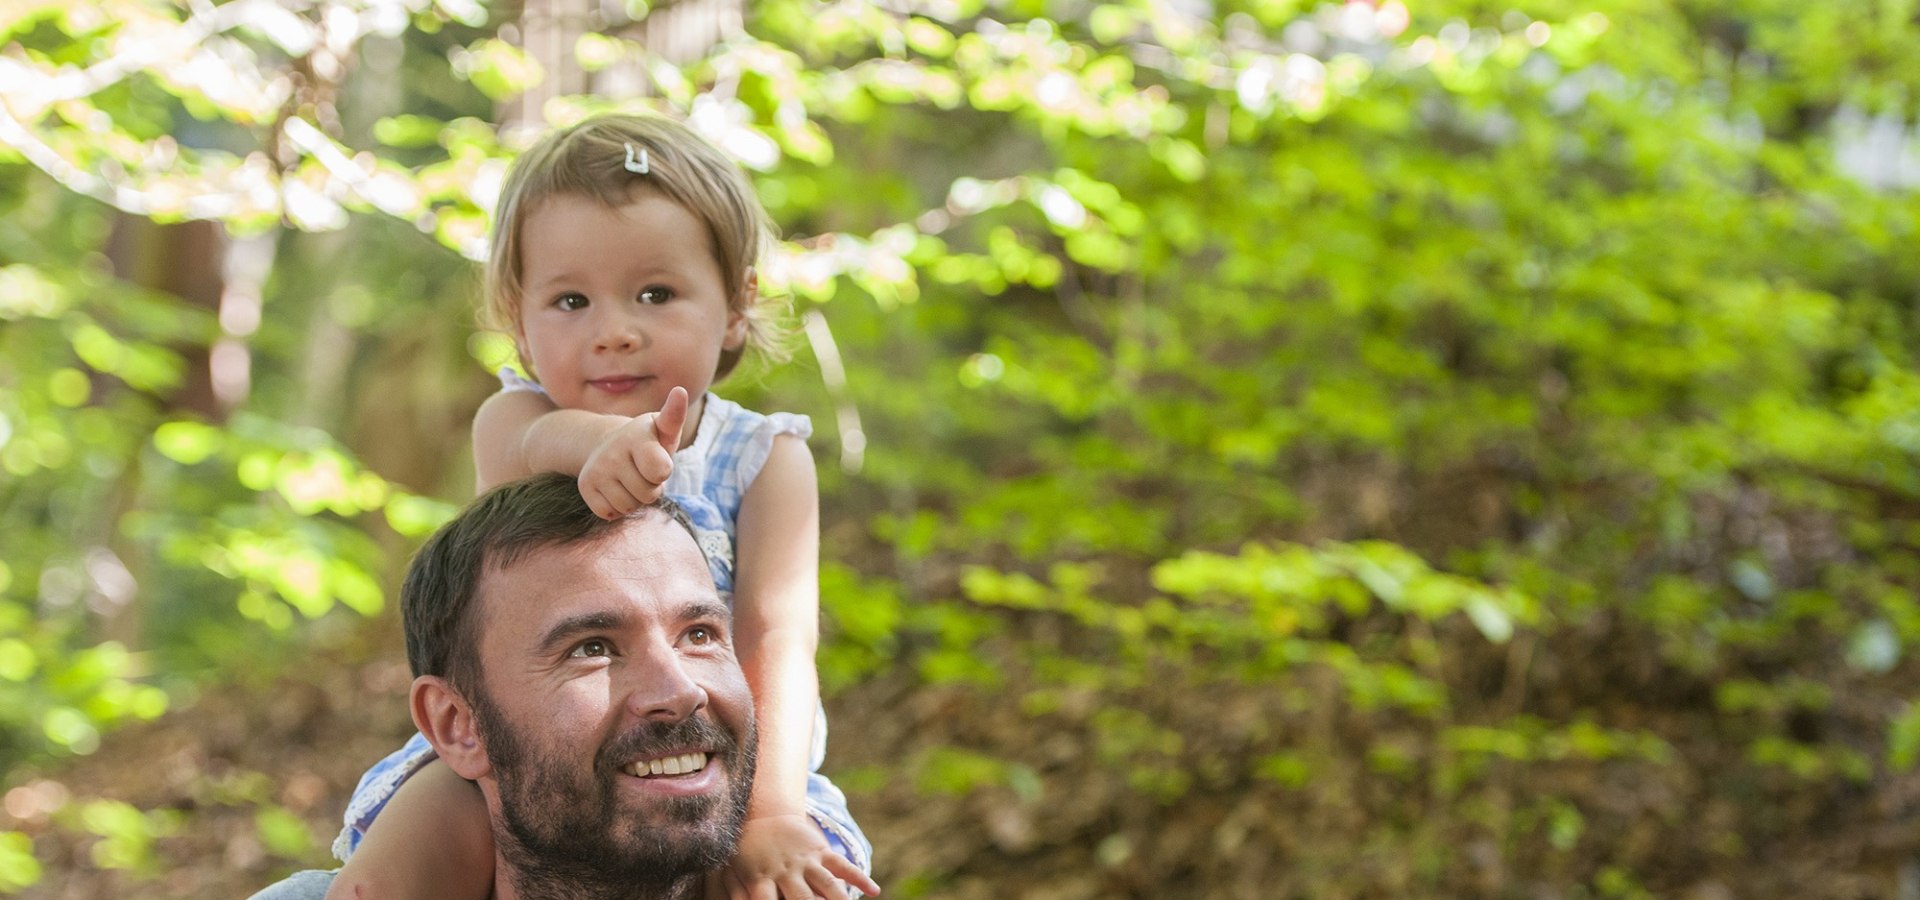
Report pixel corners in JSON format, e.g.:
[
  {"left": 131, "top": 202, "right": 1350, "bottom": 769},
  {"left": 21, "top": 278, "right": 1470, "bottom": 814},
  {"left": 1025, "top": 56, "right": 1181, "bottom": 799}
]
[{"left": 251, "top": 473, "right": 757, "bottom": 900}]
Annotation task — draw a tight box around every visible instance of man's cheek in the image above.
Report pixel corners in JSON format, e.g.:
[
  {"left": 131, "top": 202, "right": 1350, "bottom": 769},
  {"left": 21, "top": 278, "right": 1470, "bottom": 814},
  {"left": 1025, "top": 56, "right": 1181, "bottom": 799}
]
[
  {"left": 546, "top": 679, "right": 618, "bottom": 718},
  {"left": 702, "top": 665, "right": 753, "bottom": 722}
]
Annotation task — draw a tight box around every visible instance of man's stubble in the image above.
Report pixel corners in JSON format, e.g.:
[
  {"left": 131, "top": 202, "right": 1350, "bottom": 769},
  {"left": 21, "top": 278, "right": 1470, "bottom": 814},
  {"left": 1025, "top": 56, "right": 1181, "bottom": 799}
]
[{"left": 470, "top": 685, "right": 757, "bottom": 900}]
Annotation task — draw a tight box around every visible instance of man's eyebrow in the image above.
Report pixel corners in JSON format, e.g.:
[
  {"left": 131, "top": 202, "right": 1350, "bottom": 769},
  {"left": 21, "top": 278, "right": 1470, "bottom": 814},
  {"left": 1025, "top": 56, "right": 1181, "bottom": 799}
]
[
  {"left": 679, "top": 601, "right": 731, "bottom": 626},
  {"left": 536, "top": 611, "right": 626, "bottom": 654}
]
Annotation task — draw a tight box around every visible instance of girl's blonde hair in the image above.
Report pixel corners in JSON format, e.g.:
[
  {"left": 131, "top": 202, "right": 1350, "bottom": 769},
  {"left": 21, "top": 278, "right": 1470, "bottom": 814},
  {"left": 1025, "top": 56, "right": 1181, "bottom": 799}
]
[{"left": 483, "top": 113, "right": 780, "bottom": 378}]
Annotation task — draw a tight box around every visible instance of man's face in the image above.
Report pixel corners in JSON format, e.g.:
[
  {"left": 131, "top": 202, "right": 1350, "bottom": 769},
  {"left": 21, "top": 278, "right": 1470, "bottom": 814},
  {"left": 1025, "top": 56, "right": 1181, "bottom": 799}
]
[{"left": 465, "top": 512, "right": 755, "bottom": 893}]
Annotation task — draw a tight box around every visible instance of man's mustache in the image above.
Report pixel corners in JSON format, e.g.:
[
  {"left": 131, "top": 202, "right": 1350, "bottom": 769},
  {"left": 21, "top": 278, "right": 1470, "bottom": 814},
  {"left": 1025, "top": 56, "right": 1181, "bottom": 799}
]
[{"left": 597, "top": 713, "right": 740, "bottom": 770}]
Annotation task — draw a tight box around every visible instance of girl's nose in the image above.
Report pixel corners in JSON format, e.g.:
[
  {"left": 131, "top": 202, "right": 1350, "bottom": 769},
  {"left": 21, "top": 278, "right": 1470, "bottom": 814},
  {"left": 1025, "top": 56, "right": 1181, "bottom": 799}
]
[{"left": 593, "top": 309, "right": 646, "bottom": 353}]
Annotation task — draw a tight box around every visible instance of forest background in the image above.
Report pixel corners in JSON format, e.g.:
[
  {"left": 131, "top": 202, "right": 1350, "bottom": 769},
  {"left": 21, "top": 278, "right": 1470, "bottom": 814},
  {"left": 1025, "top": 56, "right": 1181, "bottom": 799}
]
[{"left": 2, "top": 0, "right": 1919, "bottom": 897}]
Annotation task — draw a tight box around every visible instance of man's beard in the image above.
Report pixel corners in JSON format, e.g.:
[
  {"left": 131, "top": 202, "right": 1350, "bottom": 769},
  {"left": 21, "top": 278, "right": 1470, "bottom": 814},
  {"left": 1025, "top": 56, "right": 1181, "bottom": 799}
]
[{"left": 470, "top": 688, "right": 757, "bottom": 900}]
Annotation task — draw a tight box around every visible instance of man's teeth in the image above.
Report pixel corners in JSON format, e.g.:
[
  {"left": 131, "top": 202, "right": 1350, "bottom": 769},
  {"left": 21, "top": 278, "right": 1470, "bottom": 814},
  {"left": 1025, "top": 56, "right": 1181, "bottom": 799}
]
[{"left": 627, "top": 752, "right": 708, "bottom": 777}]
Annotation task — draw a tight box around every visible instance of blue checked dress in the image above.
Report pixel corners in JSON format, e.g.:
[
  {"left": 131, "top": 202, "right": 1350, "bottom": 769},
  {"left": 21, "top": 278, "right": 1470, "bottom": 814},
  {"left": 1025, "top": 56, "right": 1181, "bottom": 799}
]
[{"left": 335, "top": 378, "right": 872, "bottom": 879}]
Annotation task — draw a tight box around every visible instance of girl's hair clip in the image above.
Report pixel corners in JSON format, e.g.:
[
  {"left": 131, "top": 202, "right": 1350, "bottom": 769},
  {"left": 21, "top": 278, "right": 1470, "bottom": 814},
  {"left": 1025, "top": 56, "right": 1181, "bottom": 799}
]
[{"left": 623, "top": 142, "right": 650, "bottom": 175}]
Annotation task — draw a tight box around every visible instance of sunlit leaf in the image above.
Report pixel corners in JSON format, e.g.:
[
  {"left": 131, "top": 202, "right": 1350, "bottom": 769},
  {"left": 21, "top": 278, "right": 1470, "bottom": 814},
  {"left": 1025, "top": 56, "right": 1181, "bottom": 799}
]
[
  {"left": 254, "top": 805, "right": 314, "bottom": 858},
  {"left": 463, "top": 39, "right": 545, "bottom": 100},
  {"left": 0, "top": 831, "right": 40, "bottom": 891},
  {"left": 152, "top": 421, "right": 222, "bottom": 466}
]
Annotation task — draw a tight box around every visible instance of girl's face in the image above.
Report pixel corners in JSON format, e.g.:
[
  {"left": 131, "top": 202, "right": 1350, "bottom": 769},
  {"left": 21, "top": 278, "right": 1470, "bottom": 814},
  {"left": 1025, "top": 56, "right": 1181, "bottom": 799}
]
[{"left": 514, "top": 189, "right": 748, "bottom": 422}]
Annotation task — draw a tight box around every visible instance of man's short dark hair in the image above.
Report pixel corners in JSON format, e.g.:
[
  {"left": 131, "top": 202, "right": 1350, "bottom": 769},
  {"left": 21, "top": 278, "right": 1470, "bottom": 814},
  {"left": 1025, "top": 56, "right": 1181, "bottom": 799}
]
[{"left": 401, "top": 472, "right": 701, "bottom": 693}]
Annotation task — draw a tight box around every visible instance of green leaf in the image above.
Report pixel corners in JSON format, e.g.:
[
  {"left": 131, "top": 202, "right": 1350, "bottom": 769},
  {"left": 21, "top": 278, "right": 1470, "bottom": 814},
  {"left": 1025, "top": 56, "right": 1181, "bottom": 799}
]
[
  {"left": 153, "top": 421, "right": 222, "bottom": 466},
  {"left": 1464, "top": 594, "right": 1516, "bottom": 643},
  {"left": 372, "top": 115, "right": 445, "bottom": 148},
  {"left": 1889, "top": 705, "right": 1920, "bottom": 772},
  {"left": 464, "top": 39, "right": 545, "bottom": 100},
  {"left": 0, "top": 640, "right": 33, "bottom": 682},
  {"left": 255, "top": 806, "right": 314, "bottom": 859},
  {"left": 0, "top": 831, "right": 41, "bottom": 891}
]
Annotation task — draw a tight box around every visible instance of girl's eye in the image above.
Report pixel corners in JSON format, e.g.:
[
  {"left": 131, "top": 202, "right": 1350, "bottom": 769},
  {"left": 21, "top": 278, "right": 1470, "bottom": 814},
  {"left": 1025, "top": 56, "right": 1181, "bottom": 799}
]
[
  {"left": 639, "top": 286, "right": 673, "bottom": 305},
  {"left": 555, "top": 293, "right": 589, "bottom": 311},
  {"left": 569, "top": 639, "right": 611, "bottom": 658}
]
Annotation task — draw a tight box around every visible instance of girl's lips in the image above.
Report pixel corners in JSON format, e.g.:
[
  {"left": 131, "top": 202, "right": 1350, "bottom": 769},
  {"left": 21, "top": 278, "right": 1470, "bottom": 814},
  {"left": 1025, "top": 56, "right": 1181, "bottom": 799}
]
[{"left": 588, "top": 376, "right": 649, "bottom": 394}]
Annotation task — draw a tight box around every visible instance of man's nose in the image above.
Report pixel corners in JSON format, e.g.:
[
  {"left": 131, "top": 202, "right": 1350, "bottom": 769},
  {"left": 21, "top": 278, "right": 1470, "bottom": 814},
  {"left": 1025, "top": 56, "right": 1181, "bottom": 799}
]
[{"left": 622, "top": 651, "right": 708, "bottom": 722}]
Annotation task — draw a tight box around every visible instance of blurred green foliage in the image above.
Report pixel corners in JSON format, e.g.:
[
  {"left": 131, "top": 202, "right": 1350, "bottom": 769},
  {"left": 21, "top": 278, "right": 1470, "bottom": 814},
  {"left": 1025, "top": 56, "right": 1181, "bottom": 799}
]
[{"left": 0, "top": 0, "right": 1917, "bottom": 894}]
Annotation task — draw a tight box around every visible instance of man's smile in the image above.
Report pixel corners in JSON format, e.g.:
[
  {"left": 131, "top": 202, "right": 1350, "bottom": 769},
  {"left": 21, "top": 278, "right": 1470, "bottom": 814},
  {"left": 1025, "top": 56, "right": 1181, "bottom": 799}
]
[
  {"left": 624, "top": 751, "right": 709, "bottom": 778},
  {"left": 616, "top": 749, "right": 723, "bottom": 798}
]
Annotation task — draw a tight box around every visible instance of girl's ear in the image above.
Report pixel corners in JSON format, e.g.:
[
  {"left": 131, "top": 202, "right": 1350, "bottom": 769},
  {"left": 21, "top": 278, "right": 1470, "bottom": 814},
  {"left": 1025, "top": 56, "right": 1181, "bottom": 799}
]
[
  {"left": 411, "top": 675, "right": 492, "bottom": 781},
  {"left": 511, "top": 326, "right": 534, "bottom": 377},
  {"left": 723, "top": 270, "right": 755, "bottom": 351}
]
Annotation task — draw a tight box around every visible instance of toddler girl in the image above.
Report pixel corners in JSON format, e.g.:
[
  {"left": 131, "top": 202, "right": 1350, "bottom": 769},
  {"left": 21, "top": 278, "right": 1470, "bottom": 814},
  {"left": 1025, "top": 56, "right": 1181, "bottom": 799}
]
[{"left": 328, "top": 113, "right": 878, "bottom": 900}]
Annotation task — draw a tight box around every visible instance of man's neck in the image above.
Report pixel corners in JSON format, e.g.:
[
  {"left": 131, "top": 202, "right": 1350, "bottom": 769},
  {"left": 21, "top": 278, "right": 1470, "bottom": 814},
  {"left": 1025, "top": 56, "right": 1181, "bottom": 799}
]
[{"left": 493, "top": 856, "right": 700, "bottom": 900}]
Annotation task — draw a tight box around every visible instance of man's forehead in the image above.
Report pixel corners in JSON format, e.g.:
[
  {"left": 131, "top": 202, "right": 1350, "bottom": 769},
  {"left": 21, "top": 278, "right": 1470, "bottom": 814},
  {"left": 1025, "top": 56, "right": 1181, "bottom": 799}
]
[
  {"left": 485, "top": 510, "right": 705, "bottom": 573},
  {"left": 475, "top": 518, "right": 717, "bottom": 629}
]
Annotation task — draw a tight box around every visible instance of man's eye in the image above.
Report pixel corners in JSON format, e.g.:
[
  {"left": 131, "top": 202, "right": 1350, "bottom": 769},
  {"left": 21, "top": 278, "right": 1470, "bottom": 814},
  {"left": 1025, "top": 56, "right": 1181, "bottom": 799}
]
[
  {"left": 569, "top": 639, "right": 611, "bottom": 658},
  {"left": 638, "top": 286, "right": 673, "bottom": 305},
  {"left": 686, "top": 626, "right": 714, "bottom": 645},
  {"left": 555, "top": 292, "right": 589, "bottom": 311}
]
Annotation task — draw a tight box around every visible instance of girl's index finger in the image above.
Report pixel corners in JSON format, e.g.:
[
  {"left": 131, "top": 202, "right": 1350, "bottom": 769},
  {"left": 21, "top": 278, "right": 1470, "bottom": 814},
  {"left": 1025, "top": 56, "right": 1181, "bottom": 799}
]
[
  {"left": 820, "top": 853, "right": 881, "bottom": 897},
  {"left": 654, "top": 385, "right": 690, "bottom": 453}
]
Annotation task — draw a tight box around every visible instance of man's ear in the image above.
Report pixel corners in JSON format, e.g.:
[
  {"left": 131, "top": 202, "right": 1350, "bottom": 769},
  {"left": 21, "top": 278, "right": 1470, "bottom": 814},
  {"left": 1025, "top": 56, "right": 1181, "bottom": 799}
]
[{"left": 411, "top": 675, "right": 491, "bottom": 781}]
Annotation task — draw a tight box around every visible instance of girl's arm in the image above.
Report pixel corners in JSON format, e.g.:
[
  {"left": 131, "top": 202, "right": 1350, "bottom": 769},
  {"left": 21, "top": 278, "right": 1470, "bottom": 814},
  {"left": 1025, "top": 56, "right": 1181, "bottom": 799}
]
[
  {"left": 733, "top": 434, "right": 821, "bottom": 818},
  {"left": 472, "top": 386, "right": 687, "bottom": 517},
  {"left": 323, "top": 761, "right": 492, "bottom": 900},
  {"left": 727, "top": 435, "right": 880, "bottom": 899}
]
